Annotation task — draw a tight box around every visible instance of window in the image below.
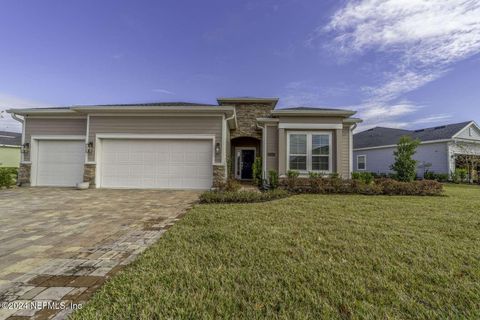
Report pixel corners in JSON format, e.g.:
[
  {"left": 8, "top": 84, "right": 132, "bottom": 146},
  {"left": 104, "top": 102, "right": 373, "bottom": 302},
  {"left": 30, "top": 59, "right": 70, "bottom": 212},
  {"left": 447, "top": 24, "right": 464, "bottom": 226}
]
[
  {"left": 288, "top": 132, "right": 331, "bottom": 172},
  {"left": 312, "top": 134, "right": 330, "bottom": 171},
  {"left": 288, "top": 134, "right": 307, "bottom": 170},
  {"left": 469, "top": 127, "right": 473, "bottom": 137},
  {"left": 357, "top": 155, "right": 366, "bottom": 171}
]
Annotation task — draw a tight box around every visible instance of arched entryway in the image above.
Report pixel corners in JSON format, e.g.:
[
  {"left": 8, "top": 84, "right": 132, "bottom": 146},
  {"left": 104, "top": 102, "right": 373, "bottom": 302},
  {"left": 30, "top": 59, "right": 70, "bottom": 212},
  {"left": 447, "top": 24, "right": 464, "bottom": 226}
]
[{"left": 230, "top": 136, "right": 261, "bottom": 180}]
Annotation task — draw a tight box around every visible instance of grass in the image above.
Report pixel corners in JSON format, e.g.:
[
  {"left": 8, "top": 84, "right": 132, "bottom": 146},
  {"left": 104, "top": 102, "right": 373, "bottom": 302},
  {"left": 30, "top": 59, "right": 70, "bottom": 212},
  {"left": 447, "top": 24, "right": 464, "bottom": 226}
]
[{"left": 72, "top": 184, "right": 480, "bottom": 319}]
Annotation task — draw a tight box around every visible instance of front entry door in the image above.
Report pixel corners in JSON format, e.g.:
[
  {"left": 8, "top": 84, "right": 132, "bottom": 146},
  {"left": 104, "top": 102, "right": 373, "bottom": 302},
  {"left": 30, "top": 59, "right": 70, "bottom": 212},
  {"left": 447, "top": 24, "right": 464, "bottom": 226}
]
[{"left": 235, "top": 148, "right": 256, "bottom": 180}]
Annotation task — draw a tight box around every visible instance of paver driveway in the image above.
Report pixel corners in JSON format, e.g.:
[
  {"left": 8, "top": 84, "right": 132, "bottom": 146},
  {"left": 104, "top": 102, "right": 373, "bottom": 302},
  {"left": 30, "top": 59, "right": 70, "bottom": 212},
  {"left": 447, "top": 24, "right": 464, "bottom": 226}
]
[{"left": 0, "top": 188, "right": 199, "bottom": 320}]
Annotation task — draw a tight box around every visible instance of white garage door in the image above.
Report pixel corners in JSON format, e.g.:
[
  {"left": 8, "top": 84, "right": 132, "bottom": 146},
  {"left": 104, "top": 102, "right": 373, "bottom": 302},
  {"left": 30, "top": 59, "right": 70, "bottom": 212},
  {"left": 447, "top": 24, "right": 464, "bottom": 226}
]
[
  {"left": 36, "top": 140, "right": 85, "bottom": 187},
  {"left": 99, "top": 139, "right": 213, "bottom": 189}
]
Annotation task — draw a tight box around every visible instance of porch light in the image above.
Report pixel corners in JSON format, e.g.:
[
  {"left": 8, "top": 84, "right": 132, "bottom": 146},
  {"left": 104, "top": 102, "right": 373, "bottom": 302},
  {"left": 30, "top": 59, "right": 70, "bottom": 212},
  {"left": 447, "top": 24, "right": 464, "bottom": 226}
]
[
  {"left": 215, "top": 142, "right": 221, "bottom": 154},
  {"left": 21, "top": 142, "right": 30, "bottom": 153},
  {"left": 86, "top": 142, "right": 94, "bottom": 154}
]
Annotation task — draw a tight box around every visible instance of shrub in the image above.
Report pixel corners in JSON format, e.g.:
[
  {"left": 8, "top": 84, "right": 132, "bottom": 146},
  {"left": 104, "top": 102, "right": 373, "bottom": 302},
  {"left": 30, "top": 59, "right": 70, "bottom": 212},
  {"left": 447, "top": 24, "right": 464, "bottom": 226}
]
[
  {"left": 218, "top": 178, "right": 241, "bottom": 192},
  {"left": 286, "top": 170, "right": 299, "bottom": 191},
  {"left": 199, "top": 189, "right": 289, "bottom": 204},
  {"left": 268, "top": 170, "right": 279, "bottom": 190},
  {"left": 351, "top": 172, "right": 374, "bottom": 184},
  {"left": 283, "top": 175, "right": 443, "bottom": 196},
  {"left": 424, "top": 170, "right": 449, "bottom": 182},
  {"left": 252, "top": 157, "right": 262, "bottom": 187},
  {"left": 0, "top": 167, "right": 16, "bottom": 188},
  {"left": 376, "top": 179, "right": 443, "bottom": 196},
  {"left": 390, "top": 136, "right": 420, "bottom": 182},
  {"left": 308, "top": 172, "right": 324, "bottom": 194},
  {"left": 456, "top": 168, "right": 468, "bottom": 183},
  {"left": 350, "top": 180, "right": 384, "bottom": 195}
]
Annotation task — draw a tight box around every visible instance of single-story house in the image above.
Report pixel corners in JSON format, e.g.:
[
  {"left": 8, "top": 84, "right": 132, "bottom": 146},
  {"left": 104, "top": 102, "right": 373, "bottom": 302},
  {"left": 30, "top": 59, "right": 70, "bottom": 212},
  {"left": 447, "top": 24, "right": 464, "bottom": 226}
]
[
  {"left": 7, "top": 98, "right": 362, "bottom": 189},
  {"left": 0, "top": 131, "right": 21, "bottom": 167},
  {"left": 353, "top": 121, "right": 480, "bottom": 177}
]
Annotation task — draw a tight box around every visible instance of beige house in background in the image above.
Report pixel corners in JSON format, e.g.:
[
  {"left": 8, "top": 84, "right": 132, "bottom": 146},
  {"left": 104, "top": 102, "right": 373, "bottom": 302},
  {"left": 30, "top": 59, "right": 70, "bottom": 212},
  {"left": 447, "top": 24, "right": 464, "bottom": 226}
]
[{"left": 8, "top": 97, "right": 361, "bottom": 189}]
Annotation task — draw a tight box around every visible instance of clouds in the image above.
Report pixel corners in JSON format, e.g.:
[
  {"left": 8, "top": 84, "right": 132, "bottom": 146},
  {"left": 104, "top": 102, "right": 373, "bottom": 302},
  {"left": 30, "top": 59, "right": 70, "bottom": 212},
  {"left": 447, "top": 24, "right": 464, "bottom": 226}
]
[
  {"left": 326, "top": 0, "right": 480, "bottom": 64},
  {"left": 280, "top": 81, "right": 350, "bottom": 107},
  {"left": 319, "top": 0, "right": 480, "bottom": 128},
  {"left": 0, "top": 93, "right": 48, "bottom": 132},
  {"left": 152, "top": 88, "right": 175, "bottom": 95}
]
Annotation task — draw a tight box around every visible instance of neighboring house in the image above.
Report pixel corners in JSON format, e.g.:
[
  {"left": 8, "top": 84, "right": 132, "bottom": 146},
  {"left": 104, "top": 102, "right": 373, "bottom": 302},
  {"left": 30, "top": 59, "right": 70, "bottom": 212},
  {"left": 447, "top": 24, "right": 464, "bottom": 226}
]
[
  {"left": 7, "top": 98, "right": 361, "bottom": 189},
  {"left": 0, "top": 131, "right": 21, "bottom": 167},
  {"left": 353, "top": 121, "right": 480, "bottom": 177}
]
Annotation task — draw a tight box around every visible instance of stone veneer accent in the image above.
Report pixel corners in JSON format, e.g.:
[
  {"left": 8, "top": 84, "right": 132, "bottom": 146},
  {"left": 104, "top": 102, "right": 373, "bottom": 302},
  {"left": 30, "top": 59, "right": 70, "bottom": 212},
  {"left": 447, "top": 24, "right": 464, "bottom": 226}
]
[
  {"left": 212, "top": 164, "right": 226, "bottom": 188},
  {"left": 83, "top": 163, "right": 96, "bottom": 188},
  {"left": 230, "top": 103, "right": 274, "bottom": 139},
  {"left": 17, "top": 163, "right": 31, "bottom": 186}
]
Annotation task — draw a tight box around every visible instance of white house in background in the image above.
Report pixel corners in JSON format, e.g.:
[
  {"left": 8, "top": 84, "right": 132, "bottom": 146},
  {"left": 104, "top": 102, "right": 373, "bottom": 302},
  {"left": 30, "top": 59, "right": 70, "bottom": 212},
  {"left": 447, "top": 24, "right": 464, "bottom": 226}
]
[{"left": 353, "top": 121, "right": 480, "bottom": 177}]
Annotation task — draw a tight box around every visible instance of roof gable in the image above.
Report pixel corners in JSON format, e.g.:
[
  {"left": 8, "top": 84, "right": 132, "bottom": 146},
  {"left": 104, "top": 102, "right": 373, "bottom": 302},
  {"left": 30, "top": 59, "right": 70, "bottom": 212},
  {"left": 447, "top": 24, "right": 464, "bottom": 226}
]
[{"left": 454, "top": 122, "right": 480, "bottom": 140}]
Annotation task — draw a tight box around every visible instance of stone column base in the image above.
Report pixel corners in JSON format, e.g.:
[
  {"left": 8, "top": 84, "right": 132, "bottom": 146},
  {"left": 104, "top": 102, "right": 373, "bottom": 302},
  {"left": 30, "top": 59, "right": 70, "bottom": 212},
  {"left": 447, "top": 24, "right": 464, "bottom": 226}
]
[
  {"left": 212, "top": 164, "right": 226, "bottom": 188},
  {"left": 83, "top": 163, "right": 96, "bottom": 188},
  {"left": 17, "top": 163, "right": 31, "bottom": 186}
]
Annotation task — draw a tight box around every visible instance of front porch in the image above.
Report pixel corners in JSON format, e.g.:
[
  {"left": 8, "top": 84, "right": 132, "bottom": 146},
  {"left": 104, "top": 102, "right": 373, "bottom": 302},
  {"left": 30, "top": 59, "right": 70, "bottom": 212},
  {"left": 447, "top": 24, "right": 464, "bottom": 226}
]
[{"left": 230, "top": 136, "right": 261, "bottom": 181}]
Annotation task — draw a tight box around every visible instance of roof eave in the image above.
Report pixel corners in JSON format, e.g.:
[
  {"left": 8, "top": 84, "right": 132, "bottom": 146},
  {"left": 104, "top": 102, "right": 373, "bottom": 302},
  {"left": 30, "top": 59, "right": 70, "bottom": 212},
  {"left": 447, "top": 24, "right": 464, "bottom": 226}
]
[
  {"left": 71, "top": 105, "right": 235, "bottom": 115},
  {"left": 7, "top": 109, "right": 78, "bottom": 116},
  {"left": 217, "top": 97, "right": 279, "bottom": 107},
  {"left": 271, "top": 109, "right": 356, "bottom": 117},
  {"left": 0, "top": 144, "right": 21, "bottom": 148},
  {"left": 343, "top": 118, "right": 363, "bottom": 124}
]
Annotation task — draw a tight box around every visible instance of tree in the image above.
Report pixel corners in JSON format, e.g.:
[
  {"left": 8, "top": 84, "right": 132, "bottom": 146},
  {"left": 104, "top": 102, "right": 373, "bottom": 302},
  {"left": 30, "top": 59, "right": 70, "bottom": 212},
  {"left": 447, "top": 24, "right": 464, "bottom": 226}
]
[{"left": 390, "top": 136, "right": 420, "bottom": 182}]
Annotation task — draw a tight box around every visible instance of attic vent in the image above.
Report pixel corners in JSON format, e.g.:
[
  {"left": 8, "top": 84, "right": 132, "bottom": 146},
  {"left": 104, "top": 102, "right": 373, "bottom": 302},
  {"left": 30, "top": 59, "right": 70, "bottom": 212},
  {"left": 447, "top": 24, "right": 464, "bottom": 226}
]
[
  {"left": 414, "top": 129, "right": 424, "bottom": 132},
  {"left": 367, "top": 128, "right": 374, "bottom": 131},
  {"left": 434, "top": 126, "right": 446, "bottom": 130}
]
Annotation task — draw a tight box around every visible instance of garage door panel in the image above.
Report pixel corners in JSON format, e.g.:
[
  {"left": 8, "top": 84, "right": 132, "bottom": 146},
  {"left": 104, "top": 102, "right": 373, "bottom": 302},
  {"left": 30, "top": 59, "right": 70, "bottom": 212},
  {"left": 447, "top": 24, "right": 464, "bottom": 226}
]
[
  {"left": 36, "top": 140, "right": 85, "bottom": 187},
  {"left": 100, "top": 139, "right": 213, "bottom": 189}
]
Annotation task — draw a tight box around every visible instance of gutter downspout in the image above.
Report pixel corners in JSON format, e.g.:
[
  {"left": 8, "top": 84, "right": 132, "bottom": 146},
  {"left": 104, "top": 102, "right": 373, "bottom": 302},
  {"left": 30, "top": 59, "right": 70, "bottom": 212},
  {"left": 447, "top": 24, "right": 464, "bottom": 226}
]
[
  {"left": 11, "top": 113, "right": 25, "bottom": 161},
  {"left": 224, "top": 112, "right": 236, "bottom": 179}
]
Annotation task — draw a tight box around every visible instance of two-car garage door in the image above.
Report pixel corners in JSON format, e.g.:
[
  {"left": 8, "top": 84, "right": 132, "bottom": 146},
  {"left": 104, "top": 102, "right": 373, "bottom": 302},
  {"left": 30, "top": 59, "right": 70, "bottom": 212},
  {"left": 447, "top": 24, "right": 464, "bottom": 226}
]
[{"left": 99, "top": 139, "right": 213, "bottom": 189}]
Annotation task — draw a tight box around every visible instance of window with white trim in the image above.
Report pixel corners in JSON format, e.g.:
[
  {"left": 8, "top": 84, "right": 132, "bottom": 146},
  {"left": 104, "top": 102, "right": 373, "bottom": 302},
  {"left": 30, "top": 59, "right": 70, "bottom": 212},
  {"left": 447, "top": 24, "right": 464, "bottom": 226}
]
[
  {"left": 357, "top": 155, "right": 366, "bottom": 171},
  {"left": 288, "top": 132, "right": 332, "bottom": 172}
]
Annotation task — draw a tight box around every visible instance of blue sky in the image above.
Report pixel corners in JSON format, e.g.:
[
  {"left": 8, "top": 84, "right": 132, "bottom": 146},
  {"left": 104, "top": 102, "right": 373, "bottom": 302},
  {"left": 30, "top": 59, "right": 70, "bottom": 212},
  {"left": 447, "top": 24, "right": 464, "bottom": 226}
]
[{"left": 1, "top": 0, "right": 480, "bottom": 132}]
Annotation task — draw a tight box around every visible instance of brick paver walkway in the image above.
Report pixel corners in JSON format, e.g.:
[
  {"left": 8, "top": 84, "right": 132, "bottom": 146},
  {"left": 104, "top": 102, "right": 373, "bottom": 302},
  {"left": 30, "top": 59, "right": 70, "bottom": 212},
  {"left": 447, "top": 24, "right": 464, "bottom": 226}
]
[{"left": 0, "top": 188, "right": 199, "bottom": 320}]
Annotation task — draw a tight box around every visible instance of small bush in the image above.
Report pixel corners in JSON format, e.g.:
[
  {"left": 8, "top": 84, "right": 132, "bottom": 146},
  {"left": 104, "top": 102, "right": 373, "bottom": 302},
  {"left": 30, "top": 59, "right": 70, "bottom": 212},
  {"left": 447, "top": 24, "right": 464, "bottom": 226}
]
[
  {"left": 286, "top": 170, "right": 300, "bottom": 191},
  {"left": 351, "top": 172, "right": 374, "bottom": 184},
  {"left": 199, "top": 189, "right": 289, "bottom": 204},
  {"left": 0, "top": 167, "right": 17, "bottom": 188},
  {"left": 268, "top": 170, "right": 279, "bottom": 190},
  {"left": 218, "top": 178, "right": 241, "bottom": 192},
  {"left": 376, "top": 179, "right": 443, "bottom": 196},
  {"left": 456, "top": 168, "right": 468, "bottom": 183},
  {"left": 252, "top": 157, "right": 262, "bottom": 187},
  {"left": 424, "top": 170, "right": 449, "bottom": 182}
]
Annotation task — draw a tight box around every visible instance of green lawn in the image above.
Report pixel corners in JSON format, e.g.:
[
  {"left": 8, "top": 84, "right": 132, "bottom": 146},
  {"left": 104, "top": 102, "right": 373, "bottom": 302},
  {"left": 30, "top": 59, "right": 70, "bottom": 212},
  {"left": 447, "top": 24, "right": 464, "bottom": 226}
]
[{"left": 73, "top": 185, "right": 480, "bottom": 319}]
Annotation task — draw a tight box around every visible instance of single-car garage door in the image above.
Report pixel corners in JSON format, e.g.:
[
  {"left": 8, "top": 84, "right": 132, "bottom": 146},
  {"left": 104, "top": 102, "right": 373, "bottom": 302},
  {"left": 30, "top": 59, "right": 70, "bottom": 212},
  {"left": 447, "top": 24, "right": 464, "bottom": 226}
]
[
  {"left": 36, "top": 140, "right": 85, "bottom": 187},
  {"left": 99, "top": 139, "right": 213, "bottom": 189}
]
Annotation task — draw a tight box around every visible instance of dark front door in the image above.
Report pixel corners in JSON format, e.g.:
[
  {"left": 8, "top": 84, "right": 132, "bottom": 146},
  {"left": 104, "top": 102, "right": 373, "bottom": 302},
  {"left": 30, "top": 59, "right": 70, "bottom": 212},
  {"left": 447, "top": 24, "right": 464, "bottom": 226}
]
[{"left": 241, "top": 150, "right": 255, "bottom": 180}]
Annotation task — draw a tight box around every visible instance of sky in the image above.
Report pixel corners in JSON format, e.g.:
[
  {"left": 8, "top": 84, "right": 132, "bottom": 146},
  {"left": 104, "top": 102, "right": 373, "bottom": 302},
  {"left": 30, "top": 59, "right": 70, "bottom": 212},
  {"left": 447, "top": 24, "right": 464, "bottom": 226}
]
[{"left": 1, "top": 0, "right": 480, "bottom": 132}]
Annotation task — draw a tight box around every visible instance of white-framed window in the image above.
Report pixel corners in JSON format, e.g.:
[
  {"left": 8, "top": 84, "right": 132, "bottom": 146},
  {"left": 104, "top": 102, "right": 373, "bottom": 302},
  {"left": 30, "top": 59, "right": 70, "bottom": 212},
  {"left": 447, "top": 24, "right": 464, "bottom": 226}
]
[
  {"left": 357, "top": 155, "right": 366, "bottom": 171},
  {"left": 287, "top": 132, "right": 332, "bottom": 173}
]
